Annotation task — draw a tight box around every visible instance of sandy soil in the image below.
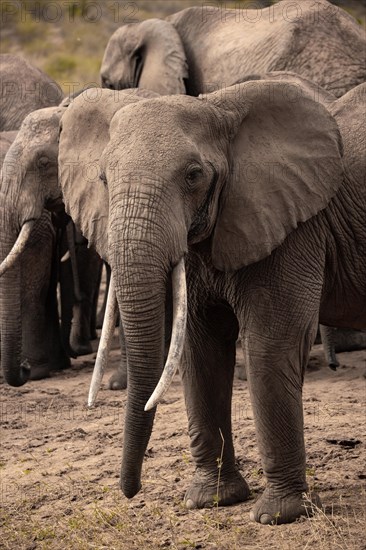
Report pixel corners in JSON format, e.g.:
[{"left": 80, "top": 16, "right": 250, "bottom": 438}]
[{"left": 1, "top": 340, "right": 365, "bottom": 550}]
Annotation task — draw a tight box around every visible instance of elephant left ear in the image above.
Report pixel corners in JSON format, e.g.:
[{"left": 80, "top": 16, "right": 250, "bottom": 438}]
[{"left": 203, "top": 80, "right": 344, "bottom": 271}]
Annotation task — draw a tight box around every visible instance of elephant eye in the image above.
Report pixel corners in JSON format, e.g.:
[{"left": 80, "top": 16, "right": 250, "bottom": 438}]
[{"left": 185, "top": 165, "right": 203, "bottom": 188}]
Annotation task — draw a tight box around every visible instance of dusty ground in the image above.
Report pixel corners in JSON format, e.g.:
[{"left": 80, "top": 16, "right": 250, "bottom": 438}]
[{"left": 0, "top": 339, "right": 365, "bottom": 550}]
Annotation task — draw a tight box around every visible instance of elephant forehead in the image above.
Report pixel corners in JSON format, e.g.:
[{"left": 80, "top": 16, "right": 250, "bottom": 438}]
[
  {"left": 21, "top": 107, "right": 63, "bottom": 141},
  {"left": 111, "top": 96, "right": 213, "bottom": 145}
]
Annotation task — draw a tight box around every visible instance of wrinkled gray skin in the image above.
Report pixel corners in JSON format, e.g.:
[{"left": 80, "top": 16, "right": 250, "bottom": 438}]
[
  {"left": 0, "top": 103, "right": 125, "bottom": 388},
  {"left": 0, "top": 54, "right": 62, "bottom": 131},
  {"left": 58, "top": 79, "right": 365, "bottom": 525},
  {"left": 101, "top": 0, "right": 365, "bottom": 98},
  {"left": 0, "top": 56, "right": 66, "bottom": 384},
  {"left": 0, "top": 101, "right": 127, "bottom": 389},
  {"left": 0, "top": 129, "right": 68, "bottom": 383},
  {"left": 59, "top": 224, "right": 103, "bottom": 358},
  {"left": 237, "top": 325, "right": 366, "bottom": 379}
]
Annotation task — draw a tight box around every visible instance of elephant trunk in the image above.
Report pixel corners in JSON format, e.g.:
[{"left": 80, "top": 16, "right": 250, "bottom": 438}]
[
  {"left": 109, "top": 186, "right": 186, "bottom": 498},
  {"left": 319, "top": 324, "right": 339, "bottom": 370},
  {"left": 116, "top": 250, "right": 166, "bottom": 498},
  {"left": 0, "top": 140, "right": 44, "bottom": 386},
  {"left": 0, "top": 207, "right": 30, "bottom": 386}
]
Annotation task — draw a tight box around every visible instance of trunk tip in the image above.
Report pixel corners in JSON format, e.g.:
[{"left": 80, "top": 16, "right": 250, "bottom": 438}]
[
  {"left": 3, "top": 360, "right": 31, "bottom": 387},
  {"left": 120, "top": 477, "right": 142, "bottom": 499}
]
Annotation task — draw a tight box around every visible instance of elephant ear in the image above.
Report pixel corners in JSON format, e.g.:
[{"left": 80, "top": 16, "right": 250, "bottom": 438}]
[
  {"left": 204, "top": 80, "right": 343, "bottom": 271},
  {"left": 241, "top": 71, "right": 336, "bottom": 108},
  {"left": 59, "top": 88, "right": 158, "bottom": 261}
]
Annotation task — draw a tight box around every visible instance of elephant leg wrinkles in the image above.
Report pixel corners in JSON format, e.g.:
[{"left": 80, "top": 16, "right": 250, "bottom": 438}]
[
  {"left": 181, "top": 300, "right": 250, "bottom": 509},
  {"left": 237, "top": 269, "right": 322, "bottom": 524}
]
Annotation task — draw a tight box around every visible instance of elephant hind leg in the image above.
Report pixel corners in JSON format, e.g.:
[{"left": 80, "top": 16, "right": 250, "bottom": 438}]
[{"left": 182, "top": 301, "right": 250, "bottom": 509}]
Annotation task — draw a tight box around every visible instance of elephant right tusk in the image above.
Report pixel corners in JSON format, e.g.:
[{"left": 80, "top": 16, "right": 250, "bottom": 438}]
[
  {"left": 88, "top": 272, "right": 118, "bottom": 407},
  {"left": 145, "top": 257, "right": 187, "bottom": 411},
  {"left": 0, "top": 220, "right": 35, "bottom": 276}
]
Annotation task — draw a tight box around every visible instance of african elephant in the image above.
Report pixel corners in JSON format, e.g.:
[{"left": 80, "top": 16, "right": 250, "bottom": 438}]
[
  {"left": 0, "top": 99, "right": 130, "bottom": 387},
  {"left": 100, "top": 0, "right": 365, "bottom": 98},
  {"left": 0, "top": 54, "right": 62, "bottom": 131},
  {"left": 57, "top": 77, "right": 365, "bottom": 525},
  {"left": 0, "top": 129, "right": 68, "bottom": 383},
  {"left": 0, "top": 57, "right": 67, "bottom": 383}
]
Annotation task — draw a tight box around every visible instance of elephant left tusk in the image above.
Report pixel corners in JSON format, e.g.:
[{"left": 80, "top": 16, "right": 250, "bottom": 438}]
[
  {"left": 88, "top": 272, "right": 118, "bottom": 407},
  {"left": 0, "top": 220, "right": 35, "bottom": 276},
  {"left": 144, "top": 257, "right": 187, "bottom": 411}
]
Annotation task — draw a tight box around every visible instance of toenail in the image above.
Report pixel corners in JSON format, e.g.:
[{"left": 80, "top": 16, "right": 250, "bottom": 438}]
[{"left": 260, "top": 513, "right": 274, "bottom": 525}]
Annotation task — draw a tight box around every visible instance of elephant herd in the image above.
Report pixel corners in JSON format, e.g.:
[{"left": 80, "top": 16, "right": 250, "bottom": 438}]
[{"left": 1, "top": 0, "right": 365, "bottom": 526}]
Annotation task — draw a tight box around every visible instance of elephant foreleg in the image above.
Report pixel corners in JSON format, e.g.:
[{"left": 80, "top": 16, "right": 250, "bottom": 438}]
[
  {"left": 181, "top": 302, "right": 250, "bottom": 509},
  {"left": 242, "top": 308, "right": 321, "bottom": 524}
]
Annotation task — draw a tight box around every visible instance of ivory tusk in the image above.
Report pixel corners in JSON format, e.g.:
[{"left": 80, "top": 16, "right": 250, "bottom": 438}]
[
  {"left": 0, "top": 220, "right": 35, "bottom": 276},
  {"left": 144, "top": 257, "right": 187, "bottom": 411},
  {"left": 61, "top": 250, "right": 70, "bottom": 262},
  {"left": 88, "top": 272, "right": 118, "bottom": 407}
]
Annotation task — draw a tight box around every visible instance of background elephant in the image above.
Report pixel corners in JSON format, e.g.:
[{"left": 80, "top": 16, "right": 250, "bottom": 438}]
[
  {"left": 100, "top": 0, "right": 365, "bottom": 98},
  {"left": 0, "top": 54, "right": 62, "bottom": 130},
  {"left": 0, "top": 130, "right": 68, "bottom": 382},
  {"left": 0, "top": 56, "right": 68, "bottom": 383},
  {"left": 58, "top": 78, "right": 365, "bottom": 525},
  {"left": 0, "top": 100, "right": 127, "bottom": 387}
]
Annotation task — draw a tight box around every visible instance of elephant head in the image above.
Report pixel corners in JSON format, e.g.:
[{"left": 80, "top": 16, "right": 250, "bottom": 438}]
[
  {"left": 100, "top": 4, "right": 366, "bottom": 99},
  {"left": 100, "top": 19, "right": 188, "bottom": 95},
  {"left": 58, "top": 78, "right": 343, "bottom": 499}
]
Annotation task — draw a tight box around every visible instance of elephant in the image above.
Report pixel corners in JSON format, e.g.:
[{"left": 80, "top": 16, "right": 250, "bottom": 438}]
[
  {"left": 0, "top": 56, "right": 68, "bottom": 383},
  {"left": 0, "top": 97, "right": 135, "bottom": 387},
  {"left": 100, "top": 0, "right": 366, "bottom": 98},
  {"left": 0, "top": 54, "right": 62, "bottom": 131},
  {"left": 0, "top": 67, "right": 113, "bottom": 382},
  {"left": 0, "top": 129, "right": 68, "bottom": 382},
  {"left": 55, "top": 76, "right": 365, "bottom": 525}
]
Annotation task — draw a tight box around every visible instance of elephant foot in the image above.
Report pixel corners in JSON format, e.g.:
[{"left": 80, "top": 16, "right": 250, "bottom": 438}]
[
  {"left": 30, "top": 364, "right": 50, "bottom": 380},
  {"left": 70, "top": 340, "right": 93, "bottom": 357},
  {"left": 108, "top": 370, "right": 127, "bottom": 390},
  {"left": 249, "top": 486, "right": 322, "bottom": 525},
  {"left": 49, "top": 354, "right": 71, "bottom": 372},
  {"left": 184, "top": 468, "right": 250, "bottom": 509}
]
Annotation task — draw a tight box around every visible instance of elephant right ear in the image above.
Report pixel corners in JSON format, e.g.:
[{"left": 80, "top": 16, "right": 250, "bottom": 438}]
[{"left": 59, "top": 88, "right": 158, "bottom": 261}]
